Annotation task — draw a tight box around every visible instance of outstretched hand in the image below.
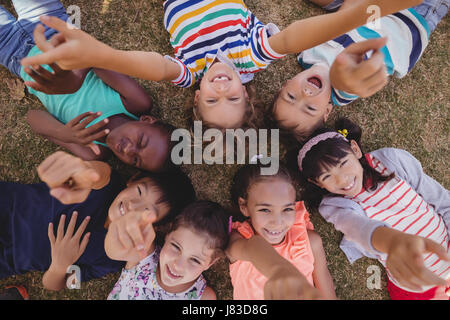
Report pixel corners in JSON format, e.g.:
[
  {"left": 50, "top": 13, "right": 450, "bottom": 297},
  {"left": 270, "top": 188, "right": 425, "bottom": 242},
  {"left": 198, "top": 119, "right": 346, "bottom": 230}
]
[
  {"left": 37, "top": 151, "right": 102, "bottom": 204},
  {"left": 105, "top": 210, "right": 157, "bottom": 262},
  {"left": 330, "top": 37, "right": 389, "bottom": 98},
  {"left": 21, "top": 16, "right": 110, "bottom": 70},
  {"left": 386, "top": 232, "right": 450, "bottom": 291},
  {"left": 264, "top": 264, "right": 322, "bottom": 300}
]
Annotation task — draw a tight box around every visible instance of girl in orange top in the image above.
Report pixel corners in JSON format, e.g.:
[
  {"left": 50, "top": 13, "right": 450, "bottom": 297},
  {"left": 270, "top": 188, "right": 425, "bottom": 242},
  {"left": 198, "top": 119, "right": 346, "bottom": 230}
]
[{"left": 226, "top": 164, "right": 336, "bottom": 299}]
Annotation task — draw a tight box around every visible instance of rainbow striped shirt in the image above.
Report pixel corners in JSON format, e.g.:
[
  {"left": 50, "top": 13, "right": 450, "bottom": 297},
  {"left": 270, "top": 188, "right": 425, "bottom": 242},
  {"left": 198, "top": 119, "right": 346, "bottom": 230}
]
[{"left": 163, "top": 0, "right": 285, "bottom": 87}]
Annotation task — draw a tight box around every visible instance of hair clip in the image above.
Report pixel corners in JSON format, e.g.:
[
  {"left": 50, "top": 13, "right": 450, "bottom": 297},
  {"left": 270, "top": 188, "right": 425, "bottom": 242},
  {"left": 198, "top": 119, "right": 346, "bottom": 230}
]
[
  {"left": 228, "top": 216, "right": 233, "bottom": 234},
  {"left": 338, "top": 129, "right": 348, "bottom": 138}
]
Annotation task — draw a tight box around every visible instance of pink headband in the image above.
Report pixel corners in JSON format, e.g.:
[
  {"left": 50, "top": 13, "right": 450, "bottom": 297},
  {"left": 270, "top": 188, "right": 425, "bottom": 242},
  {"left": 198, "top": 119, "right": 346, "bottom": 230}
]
[{"left": 297, "top": 132, "right": 348, "bottom": 171}]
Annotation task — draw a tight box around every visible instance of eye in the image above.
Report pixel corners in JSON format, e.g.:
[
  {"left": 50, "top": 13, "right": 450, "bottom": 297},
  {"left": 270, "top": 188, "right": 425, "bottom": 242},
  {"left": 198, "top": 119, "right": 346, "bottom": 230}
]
[
  {"left": 138, "top": 134, "right": 143, "bottom": 148},
  {"left": 287, "top": 92, "right": 295, "bottom": 100},
  {"left": 171, "top": 243, "right": 181, "bottom": 251},
  {"left": 229, "top": 97, "right": 239, "bottom": 101},
  {"left": 258, "top": 208, "right": 270, "bottom": 213},
  {"left": 137, "top": 185, "right": 142, "bottom": 196},
  {"left": 206, "top": 98, "right": 217, "bottom": 103},
  {"left": 283, "top": 207, "right": 295, "bottom": 213},
  {"left": 190, "top": 258, "right": 201, "bottom": 265},
  {"left": 307, "top": 105, "right": 316, "bottom": 111},
  {"left": 133, "top": 156, "right": 139, "bottom": 166},
  {"left": 340, "top": 159, "right": 348, "bottom": 167},
  {"left": 321, "top": 174, "right": 330, "bottom": 182}
]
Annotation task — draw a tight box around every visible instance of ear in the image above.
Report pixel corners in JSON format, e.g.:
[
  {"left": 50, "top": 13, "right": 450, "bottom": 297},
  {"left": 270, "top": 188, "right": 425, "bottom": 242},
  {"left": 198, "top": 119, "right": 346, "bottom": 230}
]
[
  {"left": 140, "top": 115, "right": 157, "bottom": 124},
  {"left": 322, "top": 103, "right": 333, "bottom": 122},
  {"left": 242, "top": 85, "right": 249, "bottom": 100},
  {"left": 349, "top": 140, "right": 363, "bottom": 159},
  {"left": 238, "top": 197, "right": 250, "bottom": 217},
  {"left": 194, "top": 90, "right": 200, "bottom": 106}
]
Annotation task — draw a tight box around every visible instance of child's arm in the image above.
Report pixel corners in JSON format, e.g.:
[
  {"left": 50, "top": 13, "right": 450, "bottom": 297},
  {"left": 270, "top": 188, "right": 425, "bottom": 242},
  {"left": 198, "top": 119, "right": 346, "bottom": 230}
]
[
  {"left": 27, "top": 110, "right": 110, "bottom": 160},
  {"left": 226, "top": 232, "right": 321, "bottom": 299},
  {"left": 371, "top": 226, "right": 450, "bottom": 291},
  {"left": 92, "top": 68, "right": 153, "bottom": 115},
  {"left": 308, "top": 230, "right": 337, "bottom": 299},
  {"left": 43, "top": 212, "right": 91, "bottom": 291},
  {"left": 268, "top": 0, "right": 422, "bottom": 55},
  {"left": 21, "top": 19, "right": 181, "bottom": 82},
  {"left": 37, "top": 151, "right": 111, "bottom": 204}
]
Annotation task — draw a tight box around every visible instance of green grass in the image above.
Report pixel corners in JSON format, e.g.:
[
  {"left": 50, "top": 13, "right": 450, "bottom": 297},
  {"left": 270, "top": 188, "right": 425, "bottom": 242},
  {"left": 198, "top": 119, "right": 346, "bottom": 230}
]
[{"left": 0, "top": 0, "right": 448, "bottom": 300}]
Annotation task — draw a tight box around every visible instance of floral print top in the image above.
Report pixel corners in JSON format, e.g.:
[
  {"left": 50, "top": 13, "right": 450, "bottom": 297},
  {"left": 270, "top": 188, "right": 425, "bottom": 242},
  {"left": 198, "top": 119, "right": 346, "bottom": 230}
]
[{"left": 107, "top": 247, "right": 206, "bottom": 300}]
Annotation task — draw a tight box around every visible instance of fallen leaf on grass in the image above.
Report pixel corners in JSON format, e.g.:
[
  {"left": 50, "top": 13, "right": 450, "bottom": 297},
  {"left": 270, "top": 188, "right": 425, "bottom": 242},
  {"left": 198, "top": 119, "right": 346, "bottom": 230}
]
[{"left": 5, "top": 78, "right": 25, "bottom": 101}]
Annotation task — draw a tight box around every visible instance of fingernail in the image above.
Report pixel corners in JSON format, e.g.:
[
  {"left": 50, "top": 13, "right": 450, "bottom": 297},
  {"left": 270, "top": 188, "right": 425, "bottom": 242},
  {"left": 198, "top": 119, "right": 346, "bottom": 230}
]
[
  {"left": 105, "top": 129, "right": 110, "bottom": 134},
  {"left": 136, "top": 244, "right": 144, "bottom": 251},
  {"left": 41, "top": 16, "right": 50, "bottom": 22}
]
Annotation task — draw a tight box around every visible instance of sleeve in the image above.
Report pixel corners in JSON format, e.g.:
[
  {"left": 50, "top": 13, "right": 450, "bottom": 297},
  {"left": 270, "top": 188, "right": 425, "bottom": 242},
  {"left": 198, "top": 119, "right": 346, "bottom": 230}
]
[
  {"left": 164, "top": 55, "right": 194, "bottom": 88},
  {"left": 330, "top": 88, "right": 360, "bottom": 106},
  {"left": 249, "top": 22, "right": 285, "bottom": 68},
  {"left": 319, "top": 197, "right": 388, "bottom": 262},
  {"left": 371, "top": 148, "right": 450, "bottom": 233}
]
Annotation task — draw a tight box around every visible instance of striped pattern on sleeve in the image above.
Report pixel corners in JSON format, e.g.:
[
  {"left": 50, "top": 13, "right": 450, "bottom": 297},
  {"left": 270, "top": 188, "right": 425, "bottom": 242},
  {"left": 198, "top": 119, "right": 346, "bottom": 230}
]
[
  {"left": 163, "top": 0, "right": 285, "bottom": 87},
  {"left": 299, "top": 8, "right": 430, "bottom": 106}
]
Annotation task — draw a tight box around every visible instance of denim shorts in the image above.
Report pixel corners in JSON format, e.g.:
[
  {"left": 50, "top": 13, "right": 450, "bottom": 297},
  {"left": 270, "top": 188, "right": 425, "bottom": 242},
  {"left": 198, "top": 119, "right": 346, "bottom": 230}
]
[
  {"left": 0, "top": 0, "right": 68, "bottom": 77},
  {"left": 322, "top": 0, "right": 449, "bottom": 33}
]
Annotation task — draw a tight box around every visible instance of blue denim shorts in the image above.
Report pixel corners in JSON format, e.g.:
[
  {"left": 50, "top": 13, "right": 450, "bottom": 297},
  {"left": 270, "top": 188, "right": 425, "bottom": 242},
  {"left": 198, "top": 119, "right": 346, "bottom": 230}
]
[
  {"left": 322, "top": 0, "right": 449, "bottom": 33},
  {"left": 0, "top": 0, "right": 68, "bottom": 77}
]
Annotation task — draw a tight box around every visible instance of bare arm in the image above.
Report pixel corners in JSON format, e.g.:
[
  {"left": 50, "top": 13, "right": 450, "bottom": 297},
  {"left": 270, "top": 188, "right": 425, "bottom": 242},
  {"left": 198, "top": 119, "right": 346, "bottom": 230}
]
[
  {"left": 227, "top": 232, "right": 321, "bottom": 299},
  {"left": 21, "top": 17, "right": 182, "bottom": 82},
  {"left": 92, "top": 68, "right": 153, "bottom": 115},
  {"left": 308, "top": 230, "right": 337, "bottom": 300},
  {"left": 269, "top": 0, "right": 422, "bottom": 54},
  {"left": 26, "top": 110, "right": 110, "bottom": 161}
]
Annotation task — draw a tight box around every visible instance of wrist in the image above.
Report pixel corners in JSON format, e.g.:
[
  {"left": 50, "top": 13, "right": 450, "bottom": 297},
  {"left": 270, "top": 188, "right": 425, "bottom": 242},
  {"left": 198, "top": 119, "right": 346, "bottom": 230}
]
[{"left": 48, "top": 262, "right": 70, "bottom": 277}]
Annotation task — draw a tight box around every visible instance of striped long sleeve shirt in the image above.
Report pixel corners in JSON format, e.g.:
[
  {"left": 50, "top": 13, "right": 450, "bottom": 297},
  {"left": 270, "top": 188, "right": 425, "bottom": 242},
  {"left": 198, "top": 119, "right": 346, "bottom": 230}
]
[
  {"left": 163, "top": 0, "right": 285, "bottom": 87},
  {"left": 298, "top": 8, "right": 430, "bottom": 106}
]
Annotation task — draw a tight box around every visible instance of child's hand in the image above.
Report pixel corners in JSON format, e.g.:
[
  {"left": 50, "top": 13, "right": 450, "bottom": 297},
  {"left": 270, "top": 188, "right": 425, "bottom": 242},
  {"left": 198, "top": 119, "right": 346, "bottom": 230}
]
[
  {"left": 105, "top": 211, "right": 157, "bottom": 262},
  {"left": 386, "top": 232, "right": 450, "bottom": 291},
  {"left": 330, "top": 37, "right": 388, "bottom": 98},
  {"left": 61, "top": 112, "right": 110, "bottom": 155},
  {"left": 37, "top": 151, "right": 101, "bottom": 204},
  {"left": 264, "top": 264, "right": 322, "bottom": 300},
  {"left": 21, "top": 16, "right": 111, "bottom": 70},
  {"left": 48, "top": 212, "right": 91, "bottom": 274},
  {"left": 23, "top": 63, "right": 88, "bottom": 95}
]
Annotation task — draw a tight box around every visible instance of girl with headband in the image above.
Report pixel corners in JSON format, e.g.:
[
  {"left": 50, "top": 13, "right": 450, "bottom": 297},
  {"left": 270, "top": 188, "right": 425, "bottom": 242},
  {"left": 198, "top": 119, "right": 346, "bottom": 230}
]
[{"left": 297, "top": 118, "right": 450, "bottom": 300}]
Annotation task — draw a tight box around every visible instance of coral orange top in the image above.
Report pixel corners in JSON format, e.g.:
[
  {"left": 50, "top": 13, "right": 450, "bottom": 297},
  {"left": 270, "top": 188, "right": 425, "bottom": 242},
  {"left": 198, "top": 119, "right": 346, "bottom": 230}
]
[{"left": 229, "top": 201, "right": 315, "bottom": 300}]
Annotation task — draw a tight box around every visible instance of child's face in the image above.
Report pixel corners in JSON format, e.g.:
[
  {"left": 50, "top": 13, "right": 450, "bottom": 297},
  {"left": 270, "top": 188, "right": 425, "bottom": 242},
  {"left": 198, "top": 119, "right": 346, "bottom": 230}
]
[
  {"left": 158, "top": 226, "right": 216, "bottom": 289},
  {"left": 108, "top": 177, "right": 170, "bottom": 222},
  {"left": 106, "top": 116, "right": 170, "bottom": 171},
  {"left": 274, "top": 65, "right": 333, "bottom": 138},
  {"left": 239, "top": 178, "right": 297, "bottom": 245},
  {"left": 311, "top": 141, "right": 364, "bottom": 197},
  {"left": 195, "top": 62, "right": 248, "bottom": 129}
]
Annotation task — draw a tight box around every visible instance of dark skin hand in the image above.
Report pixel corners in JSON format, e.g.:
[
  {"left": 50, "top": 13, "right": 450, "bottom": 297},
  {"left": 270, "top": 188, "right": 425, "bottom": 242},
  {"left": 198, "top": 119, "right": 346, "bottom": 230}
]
[{"left": 23, "top": 63, "right": 89, "bottom": 95}]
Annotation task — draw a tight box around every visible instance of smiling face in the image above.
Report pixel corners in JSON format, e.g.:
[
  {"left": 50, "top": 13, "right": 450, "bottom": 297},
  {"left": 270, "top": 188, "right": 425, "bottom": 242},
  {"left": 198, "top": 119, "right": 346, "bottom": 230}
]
[
  {"left": 274, "top": 65, "right": 333, "bottom": 139},
  {"left": 195, "top": 62, "right": 249, "bottom": 129},
  {"left": 239, "top": 178, "right": 297, "bottom": 245},
  {"left": 158, "top": 226, "right": 215, "bottom": 292},
  {"left": 108, "top": 177, "right": 170, "bottom": 222},
  {"left": 310, "top": 140, "right": 364, "bottom": 197},
  {"left": 106, "top": 116, "right": 171, "bottom": 171}
]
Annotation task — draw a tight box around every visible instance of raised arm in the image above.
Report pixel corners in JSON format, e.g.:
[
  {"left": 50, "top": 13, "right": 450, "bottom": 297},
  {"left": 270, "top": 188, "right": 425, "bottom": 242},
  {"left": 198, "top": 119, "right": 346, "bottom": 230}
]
[
  {"left": 268, "top": 0, "right": 422, "bottom": 54},
  {"left": 226, "top": 232, "right": 321, "bottom": 299},
  {"left": 21, "top": 17, "right": 181, "bottom": 82}
]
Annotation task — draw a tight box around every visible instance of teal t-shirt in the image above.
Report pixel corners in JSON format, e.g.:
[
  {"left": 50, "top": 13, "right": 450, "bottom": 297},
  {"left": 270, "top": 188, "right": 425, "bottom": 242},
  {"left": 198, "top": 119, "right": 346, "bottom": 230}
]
[{"left": 20, "top": 46, "right": 139, "bottom": 146}]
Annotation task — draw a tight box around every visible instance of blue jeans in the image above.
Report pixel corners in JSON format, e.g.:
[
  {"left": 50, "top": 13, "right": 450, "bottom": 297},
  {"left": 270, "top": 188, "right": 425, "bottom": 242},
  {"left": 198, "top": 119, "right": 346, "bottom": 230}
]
[
  {"left": 322, "top": 0, "right": 449, "bottom": 33},
  {"left": 0, "top": 0, "right": 68, "bottom": 77}
]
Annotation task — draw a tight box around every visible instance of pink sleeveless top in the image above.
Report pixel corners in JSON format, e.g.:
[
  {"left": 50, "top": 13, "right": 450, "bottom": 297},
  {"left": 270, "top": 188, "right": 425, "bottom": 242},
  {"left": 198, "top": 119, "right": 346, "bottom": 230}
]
[{"left": 229, "top": 201, "right": 315, "bottom": 300}]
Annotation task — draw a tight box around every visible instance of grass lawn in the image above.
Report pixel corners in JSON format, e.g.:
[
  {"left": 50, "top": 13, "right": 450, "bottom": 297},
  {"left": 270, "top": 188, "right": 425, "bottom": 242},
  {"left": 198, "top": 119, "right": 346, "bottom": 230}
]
[{"left": 0, "top": 0, "right": 448, "bottom": 300}]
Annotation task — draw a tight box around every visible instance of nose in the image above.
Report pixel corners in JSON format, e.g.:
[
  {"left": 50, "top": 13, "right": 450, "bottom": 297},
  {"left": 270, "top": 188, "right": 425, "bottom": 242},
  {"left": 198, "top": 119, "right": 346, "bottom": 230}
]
[
  {"left": 126, "top": 199, "right": 147, "bottom": 213},
  {"left": 213, "top": 81, "right": 229, "bottom": 92},
  {"left": 123, "top": 143, "right": 137, "bottom": 156},
  {"left": 270, "top": 212, "right": 283, "bottom": 226},
  {"left": 303, "top": 86, "right": 314, "bottom": 96}
]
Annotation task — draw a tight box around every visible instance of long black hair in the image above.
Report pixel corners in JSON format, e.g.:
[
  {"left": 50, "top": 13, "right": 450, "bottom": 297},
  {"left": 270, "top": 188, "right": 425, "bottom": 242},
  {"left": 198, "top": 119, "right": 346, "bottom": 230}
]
[{"left": 299, "top": 118, "right": 394, "bottom": 210}]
